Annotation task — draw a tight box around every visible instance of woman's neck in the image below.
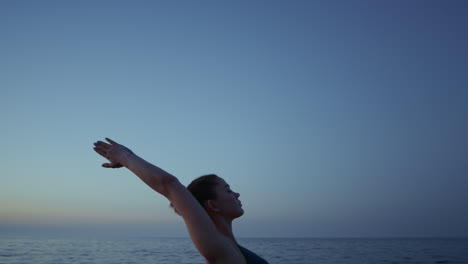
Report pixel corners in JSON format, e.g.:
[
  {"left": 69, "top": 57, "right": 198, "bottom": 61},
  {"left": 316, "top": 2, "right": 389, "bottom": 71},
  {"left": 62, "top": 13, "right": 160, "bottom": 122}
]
[{"left": 211, "top": 214, "right": 236, "bottom": 242}]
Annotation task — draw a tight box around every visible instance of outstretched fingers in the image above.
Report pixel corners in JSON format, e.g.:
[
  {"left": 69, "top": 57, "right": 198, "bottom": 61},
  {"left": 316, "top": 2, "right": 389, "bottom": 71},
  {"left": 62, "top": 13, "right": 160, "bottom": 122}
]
[
  {"left": 93, "top": 138, "right": 125, "bottom": 169},
  {"left": 94, "top": 142, "right": 109, "bottom": 154},
  {"left": 95, "top": 140, "right": 110, "bottom": 148},
  {"left": 105, "top": 138, "right": 118, "bottom": 145},
  {"left": 93, "top": 146, "right": 107, "bottom": 157}
]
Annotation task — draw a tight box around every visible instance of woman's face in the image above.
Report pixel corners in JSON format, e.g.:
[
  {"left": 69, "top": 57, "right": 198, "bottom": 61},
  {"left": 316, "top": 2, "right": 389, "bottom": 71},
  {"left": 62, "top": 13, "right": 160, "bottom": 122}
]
[{"left": 212, "top": 178, "right": 244, "bottom": 219}]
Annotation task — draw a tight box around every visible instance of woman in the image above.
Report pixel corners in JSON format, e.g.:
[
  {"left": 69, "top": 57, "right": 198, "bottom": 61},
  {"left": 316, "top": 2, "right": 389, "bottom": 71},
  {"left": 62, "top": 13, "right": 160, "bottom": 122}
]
[{"left": 93, "top": 138, "right": 269, "bottom": 264}]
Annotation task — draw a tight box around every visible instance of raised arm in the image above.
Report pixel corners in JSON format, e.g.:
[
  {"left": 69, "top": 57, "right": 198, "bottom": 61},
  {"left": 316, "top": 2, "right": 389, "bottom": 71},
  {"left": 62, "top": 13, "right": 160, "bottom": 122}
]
[
  {"left": 93, "top": 138, "right": 175, "bottom": 195},
  {"left": 93, "top": 138, "right": 236, "bottom": 262}
]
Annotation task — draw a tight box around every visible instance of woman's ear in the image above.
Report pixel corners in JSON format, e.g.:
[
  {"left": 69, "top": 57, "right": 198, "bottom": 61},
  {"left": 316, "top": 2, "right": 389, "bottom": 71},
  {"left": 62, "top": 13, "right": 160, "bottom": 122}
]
[{"left": 205, "top": 200, "right": 221, "bottom": 213}]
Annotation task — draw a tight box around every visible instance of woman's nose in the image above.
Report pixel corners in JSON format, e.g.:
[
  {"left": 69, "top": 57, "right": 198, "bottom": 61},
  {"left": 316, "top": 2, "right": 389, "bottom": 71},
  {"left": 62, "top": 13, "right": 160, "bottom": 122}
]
[{"left": 235, "top": 192, "right": 240, "bottom": 198}]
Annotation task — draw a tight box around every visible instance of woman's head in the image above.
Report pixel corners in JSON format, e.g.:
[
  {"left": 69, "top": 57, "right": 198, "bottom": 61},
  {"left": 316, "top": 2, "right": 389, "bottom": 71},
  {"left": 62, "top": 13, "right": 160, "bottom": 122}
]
[
  {"left": 187, "top": 174, "right": 243, "bottom": 219},
  {"left": 187, "top": 174, "right": 220, "bottom": 206}
]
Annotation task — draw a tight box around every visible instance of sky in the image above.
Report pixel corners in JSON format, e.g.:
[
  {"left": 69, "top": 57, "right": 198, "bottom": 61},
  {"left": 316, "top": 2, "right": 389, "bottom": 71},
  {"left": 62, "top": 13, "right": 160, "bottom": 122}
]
[{"left": 1, "top": 0, "right": 468, "bottom": 238}]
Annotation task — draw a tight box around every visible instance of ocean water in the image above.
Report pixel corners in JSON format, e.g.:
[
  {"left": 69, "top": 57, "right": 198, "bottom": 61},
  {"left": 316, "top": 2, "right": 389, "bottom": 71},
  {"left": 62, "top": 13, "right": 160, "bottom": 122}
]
[{"left": 1, "top": 235, "right": 467, "bottom": 264}]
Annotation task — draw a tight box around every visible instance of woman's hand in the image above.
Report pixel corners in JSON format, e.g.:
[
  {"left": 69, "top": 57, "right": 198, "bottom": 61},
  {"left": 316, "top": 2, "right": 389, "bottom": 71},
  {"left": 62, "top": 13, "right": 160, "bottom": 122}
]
[{"left": 93, "top": 138, "right": 134, "bottom": 168}]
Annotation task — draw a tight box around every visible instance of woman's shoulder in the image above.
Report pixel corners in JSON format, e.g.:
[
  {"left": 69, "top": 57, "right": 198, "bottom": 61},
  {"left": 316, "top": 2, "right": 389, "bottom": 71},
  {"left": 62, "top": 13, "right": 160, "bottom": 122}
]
[{"left": 205, "top": 237, "right": 247, "bottom": 264}]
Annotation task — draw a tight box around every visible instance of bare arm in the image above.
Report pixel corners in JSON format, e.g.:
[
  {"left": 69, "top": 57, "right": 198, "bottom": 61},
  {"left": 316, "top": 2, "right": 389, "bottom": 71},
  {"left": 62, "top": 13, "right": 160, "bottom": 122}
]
[{"left": 93, "top": 138, "right": 236, "bottom": 262}]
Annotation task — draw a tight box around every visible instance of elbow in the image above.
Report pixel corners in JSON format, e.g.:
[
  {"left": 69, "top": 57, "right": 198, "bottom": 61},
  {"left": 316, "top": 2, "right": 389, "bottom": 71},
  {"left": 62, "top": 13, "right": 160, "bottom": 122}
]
[
  {"left": 159, "top": 174, "right": 179, "bottom": 197},
  {"left": 161, "top": 174, "right": 178, "bottom": 187}
]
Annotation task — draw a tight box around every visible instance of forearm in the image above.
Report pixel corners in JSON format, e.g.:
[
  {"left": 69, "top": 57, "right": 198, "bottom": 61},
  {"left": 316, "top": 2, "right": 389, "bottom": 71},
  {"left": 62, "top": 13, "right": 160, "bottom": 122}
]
[{"left": 122, "top": 152, "right": 177, "bottom": 195}]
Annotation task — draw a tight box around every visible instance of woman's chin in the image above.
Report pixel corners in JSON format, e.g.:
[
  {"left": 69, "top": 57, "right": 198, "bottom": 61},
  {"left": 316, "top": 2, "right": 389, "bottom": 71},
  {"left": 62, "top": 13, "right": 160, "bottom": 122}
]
[{"left": 237, "top": 208, "right": 245, "bottom": 218}]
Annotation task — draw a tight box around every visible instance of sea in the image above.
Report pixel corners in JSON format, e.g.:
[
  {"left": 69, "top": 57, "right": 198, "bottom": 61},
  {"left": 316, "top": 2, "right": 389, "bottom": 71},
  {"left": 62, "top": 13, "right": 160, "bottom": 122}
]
[{"left": 1, "top": 235, "right": 468, "bottom": 264}]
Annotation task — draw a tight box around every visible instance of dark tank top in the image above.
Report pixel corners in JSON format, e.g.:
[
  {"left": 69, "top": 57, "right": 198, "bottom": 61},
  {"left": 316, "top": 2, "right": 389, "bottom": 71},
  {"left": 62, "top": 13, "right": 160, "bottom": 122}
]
[{"left": 238, "top": 244, "right": 269, "bottom": 264}]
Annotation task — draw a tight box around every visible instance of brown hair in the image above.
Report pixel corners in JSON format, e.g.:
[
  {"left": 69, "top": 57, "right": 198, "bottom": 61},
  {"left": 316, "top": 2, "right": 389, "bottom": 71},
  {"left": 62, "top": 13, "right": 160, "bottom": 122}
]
[
  {"left": 170, "top": 174, "right": 221, "bottom": 214},
  {"left": 187, "top": 174, "right": 220, "bottom": 206}
]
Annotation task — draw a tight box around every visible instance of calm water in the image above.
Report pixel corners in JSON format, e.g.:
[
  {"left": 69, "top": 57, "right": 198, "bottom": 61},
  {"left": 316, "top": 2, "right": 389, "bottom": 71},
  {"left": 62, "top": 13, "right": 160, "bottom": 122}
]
[{"left": 1, "top": 236, "right": 467, "bottom": 264}]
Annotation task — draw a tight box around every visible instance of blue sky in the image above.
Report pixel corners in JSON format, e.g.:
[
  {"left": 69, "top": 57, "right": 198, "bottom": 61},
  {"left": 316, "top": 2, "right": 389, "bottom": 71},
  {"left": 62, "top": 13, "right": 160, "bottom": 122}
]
[{"left": 1, "top": 0, "right": 467, "bottom": 237}]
